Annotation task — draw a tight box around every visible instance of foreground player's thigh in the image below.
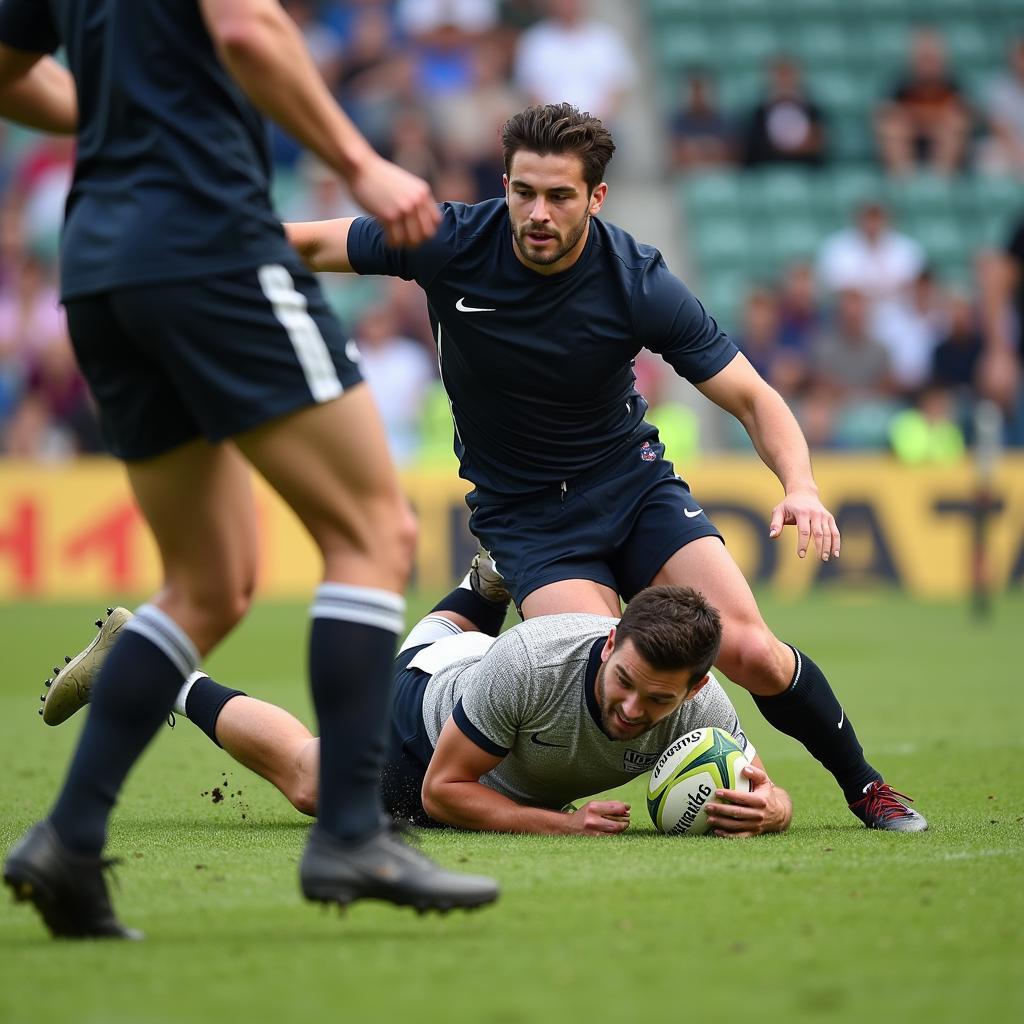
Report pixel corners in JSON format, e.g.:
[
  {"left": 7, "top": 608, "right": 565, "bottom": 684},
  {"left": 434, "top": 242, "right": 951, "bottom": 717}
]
[
  {"left": 126, "top": 440, "right": 260, "bottom": 656},
  {"left": 234, "top": 381, "right": 415, "bottom": 591},
  {"left": 651, "top": 537, "right": 794, "bottom": 695}
]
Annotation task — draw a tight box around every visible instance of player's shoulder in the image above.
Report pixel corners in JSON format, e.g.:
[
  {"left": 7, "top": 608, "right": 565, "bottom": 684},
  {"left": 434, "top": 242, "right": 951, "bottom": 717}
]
[
  {"left": 591, "top": 217, "right": 663, "bottom": 274},
  {"left": 443, "top": 197, "right": 507, "bottom": 238}
]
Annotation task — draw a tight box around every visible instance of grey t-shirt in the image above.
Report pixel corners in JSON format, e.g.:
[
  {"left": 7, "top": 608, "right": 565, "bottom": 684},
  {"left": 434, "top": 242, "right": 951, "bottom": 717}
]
[{"left": 413, "top": 614, "right": 753, "bottom": 810}]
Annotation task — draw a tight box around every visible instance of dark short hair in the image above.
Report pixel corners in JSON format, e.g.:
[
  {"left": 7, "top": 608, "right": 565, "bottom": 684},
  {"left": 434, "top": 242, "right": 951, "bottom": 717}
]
[
  {"left": 501, "top": 102, "right": 616, "bottom": 193},
  {"left": 615, "top": 586, "right": 722, "bottom": 688}
]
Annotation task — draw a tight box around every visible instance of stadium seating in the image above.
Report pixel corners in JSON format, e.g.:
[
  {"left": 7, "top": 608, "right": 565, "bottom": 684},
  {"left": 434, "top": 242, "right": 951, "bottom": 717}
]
[{"left": 649, "top": 0, "right": 1024, "bottom": 329}]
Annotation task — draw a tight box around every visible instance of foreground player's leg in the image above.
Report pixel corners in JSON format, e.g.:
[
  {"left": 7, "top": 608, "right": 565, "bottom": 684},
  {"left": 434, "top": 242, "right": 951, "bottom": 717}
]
[
  {"left": 5, "top": 441, "right": 261, "bottom": 938},
  {"left": 237, "top": 386, "right": 498, "bottom": 910},
  {"left": 653, "top": 538, "right": 927, "bottom": 832}
]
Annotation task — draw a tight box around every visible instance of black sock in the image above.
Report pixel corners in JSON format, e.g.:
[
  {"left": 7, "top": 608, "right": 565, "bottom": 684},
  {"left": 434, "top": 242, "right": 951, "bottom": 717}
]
[
  {"left": 185, "top": 677, "right": 245, "bottom": 747},
  {"left": 309, "top": 583, "right": 404, "bottom": 842},
  {"left": 49, "top": 604, "right": 198, "bottom": 855},
  {"left": 752, "top": 646, "right": 882, "bottom": 803},
  {"left": 431, "top": 584, "right": 507, "bottom": 636}
]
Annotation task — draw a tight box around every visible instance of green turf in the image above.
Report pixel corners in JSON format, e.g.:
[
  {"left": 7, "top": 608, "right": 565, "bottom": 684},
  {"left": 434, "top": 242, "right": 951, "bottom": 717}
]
[{"left": 1, "top": 591, "right": 1022, "bottom": 1023}]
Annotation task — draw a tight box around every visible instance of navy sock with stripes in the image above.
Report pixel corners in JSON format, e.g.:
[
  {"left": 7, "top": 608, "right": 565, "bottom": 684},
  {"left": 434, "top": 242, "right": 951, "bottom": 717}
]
[
  {"left": 431, "top": 583, "right": 507, "bottom": 636},
  {"left": 752, "top": 646, "right": 882, "bottom": 803},
  {"left": 48, "top": 604, "right": 198, "bottom": 855},
  {"left": 183, "top": 677, "right": 246, "bottom": 747},
  {"left": 309, "top": 583, "right": 404, "bottom": 842}
]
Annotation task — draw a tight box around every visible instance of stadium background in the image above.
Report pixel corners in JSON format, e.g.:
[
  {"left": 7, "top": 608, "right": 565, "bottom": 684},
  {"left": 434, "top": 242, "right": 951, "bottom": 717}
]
[
  {"left": 0, "top": 4, "right": 1021, "bottom": 1023},
  {"left": 0, "top": 0, "right": 1022, "bottom": 601}
]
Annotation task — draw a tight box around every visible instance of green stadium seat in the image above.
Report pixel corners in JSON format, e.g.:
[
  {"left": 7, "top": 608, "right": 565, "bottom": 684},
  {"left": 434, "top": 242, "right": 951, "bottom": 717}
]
[
  {"left": 943, "top": 21, "right": 997, "bottom": 67},
  {"left": 679, "top": 172, "right": 744, "bottom": 215},
  {"left": 655, "top": 25, "right": 718, "bottom": 72},
  {"left": 751, "top": 169, "right": 816, "bottom": 214},
  {"left": 904, "top": 216, "right": 967, "bottom": 265},
  {"left": 969, "top": 175, "right": 1024, "bottom": 222},
  {"left": 716, "top": 72, "right": 763, "bottom": 115},
  {"left": 884, "top": 174, "right": 959, "bottom": 217},
  {"left": 830, "top": 113, "right": 876, "bottom": 163},
  {"left": 721, "top": 23, "right": 782, "bottom": 66},
  {"left": 791, "top": 23, "right": 849, "bottom": 68},
  {"left": 689, "top": 217, "right": 751, "bottom": 268},
  {"left": 829, "top": 166, "right": 886, "bottom": 216},
  {"left": 765, "top": 217, "right": 823, "bottom": 263}
]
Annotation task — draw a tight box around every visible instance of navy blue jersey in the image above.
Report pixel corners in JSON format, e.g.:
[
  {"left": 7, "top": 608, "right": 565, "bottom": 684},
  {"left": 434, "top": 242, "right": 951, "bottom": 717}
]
[
  {"left": 348, "top": 198, "right": 737, "bottom": 498},
  {"left": 0, "top": 0, "right": 295, "bottom": 299}
]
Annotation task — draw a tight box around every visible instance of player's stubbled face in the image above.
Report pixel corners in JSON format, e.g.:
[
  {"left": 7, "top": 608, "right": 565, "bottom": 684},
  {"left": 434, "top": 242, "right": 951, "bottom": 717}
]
[
  {"left": 504, "top": 151, "right": 600, "bottom": 275},
  {"left": 594, "top": 638, "right": 690, "bottom": 741}
]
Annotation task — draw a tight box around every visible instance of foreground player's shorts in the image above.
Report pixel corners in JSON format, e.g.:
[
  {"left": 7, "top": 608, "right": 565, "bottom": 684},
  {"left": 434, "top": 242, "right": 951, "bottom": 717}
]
[
  {"left": 65, "top": 262, "right": 363, "bottom": 460},
  {"left": 467, "top": 437, "right": 723, "bottom": 607}
]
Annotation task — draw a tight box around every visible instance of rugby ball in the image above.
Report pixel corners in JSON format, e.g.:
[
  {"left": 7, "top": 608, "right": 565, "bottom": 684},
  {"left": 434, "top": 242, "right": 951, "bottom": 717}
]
[{"left": 647, "top": 727, "right": 751, "bottom": 836}]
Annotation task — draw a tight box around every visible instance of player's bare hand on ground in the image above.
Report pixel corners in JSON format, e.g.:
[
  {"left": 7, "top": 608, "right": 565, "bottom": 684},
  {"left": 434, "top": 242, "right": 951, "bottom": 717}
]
[
  {"left": 769, "top": 488, "right": 841, "bottom": 562},
  {"left": 568, "top": 800, "right": 630, "bottom": 836},
  {"left": 705, "top": 766, "right": 787, "bottom": 838},
  {"left": 349, "top": 153, "right": 440, "bottom": 248}
]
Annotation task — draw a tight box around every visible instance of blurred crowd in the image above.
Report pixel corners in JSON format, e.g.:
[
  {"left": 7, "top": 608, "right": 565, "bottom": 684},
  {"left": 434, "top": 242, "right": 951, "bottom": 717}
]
[
  {"left": 669, "top": 24, "right": 1024, "bottom": 454},
  {"left": 0, "top": 2, "right": 1021, "bottom": 463}
]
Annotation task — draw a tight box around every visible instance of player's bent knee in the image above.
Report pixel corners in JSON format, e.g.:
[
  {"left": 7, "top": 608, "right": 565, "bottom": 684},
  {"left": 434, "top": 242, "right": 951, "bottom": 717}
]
[{"left": 717, "top": 626, "right": 790, "bottom": 695}]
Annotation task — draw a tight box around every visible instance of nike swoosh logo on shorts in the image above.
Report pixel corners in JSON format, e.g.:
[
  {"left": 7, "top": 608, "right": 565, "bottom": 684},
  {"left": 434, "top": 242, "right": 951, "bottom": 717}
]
[
  {"left": 456, "top": 297, "right": 496, "bottom": 313},
  {"left": 838, "top": 708, "right": 845, "bottom": 729},
  {"left": 530, "top": 732, "right": 568, "bottom": 749},
  {"left": 684, "top": 508, "right": 704, "bottom": 518}
]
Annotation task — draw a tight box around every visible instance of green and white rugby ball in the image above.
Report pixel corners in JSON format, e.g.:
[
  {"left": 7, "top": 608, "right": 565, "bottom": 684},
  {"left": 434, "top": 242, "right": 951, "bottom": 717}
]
[{"left": 647, "top": 727, "right": 751, "bottom": 835}]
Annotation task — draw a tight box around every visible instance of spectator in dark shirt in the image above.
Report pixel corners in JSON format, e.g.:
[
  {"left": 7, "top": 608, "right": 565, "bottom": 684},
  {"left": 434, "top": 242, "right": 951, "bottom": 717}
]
[
  {"left": 669, "top": 68, "right": 734, "bottom": 171},
  {"left": 876, "top": 27, "right": 970, "bottom": 176},
  {"left": 742, "top": 56, "right": 826, "bottom": 168}
]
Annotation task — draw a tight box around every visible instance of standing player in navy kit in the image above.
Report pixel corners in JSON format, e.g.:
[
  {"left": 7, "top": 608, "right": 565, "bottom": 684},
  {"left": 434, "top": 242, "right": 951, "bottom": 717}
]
[
  {"left": 0, "top": 0, "right": 498, "bottom": 940},
  {"left": 287, "top": 103, "right": 926, "bottom": 834}
]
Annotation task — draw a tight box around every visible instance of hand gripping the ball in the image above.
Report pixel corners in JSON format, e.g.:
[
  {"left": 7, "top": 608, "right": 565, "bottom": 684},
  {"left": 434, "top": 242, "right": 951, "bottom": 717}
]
[{"left": 704, "top": 765, "right": 792, "bottom": 838}]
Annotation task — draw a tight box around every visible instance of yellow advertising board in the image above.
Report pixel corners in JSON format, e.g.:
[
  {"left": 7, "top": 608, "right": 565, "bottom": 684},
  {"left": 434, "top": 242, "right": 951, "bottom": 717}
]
[{"left": 0, "top": 456, "right": 1022, "bottom": 600}]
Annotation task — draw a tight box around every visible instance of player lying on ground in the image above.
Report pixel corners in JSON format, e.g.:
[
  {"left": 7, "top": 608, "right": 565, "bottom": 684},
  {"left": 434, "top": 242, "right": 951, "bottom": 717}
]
[
  {"left": 43, "top": 584, "right": 791, "bottom": 838},
  {"left": 284, "top": 102, "right": 926, "bottom": 833}
]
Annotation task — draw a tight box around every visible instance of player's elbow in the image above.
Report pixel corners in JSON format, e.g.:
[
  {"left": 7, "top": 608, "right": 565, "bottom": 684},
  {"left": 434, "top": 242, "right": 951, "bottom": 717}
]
[
  {"left": 206, "top": 6, "right": 282, "bottom": 64},
  {"left": 420, "top": 776, "right": 457, "bottom": 825}
]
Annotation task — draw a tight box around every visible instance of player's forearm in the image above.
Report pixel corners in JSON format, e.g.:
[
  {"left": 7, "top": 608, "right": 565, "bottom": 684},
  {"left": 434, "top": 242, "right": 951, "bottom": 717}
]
[
  {"left": 742, "top": 388, "right": 819, "bottom": 497},
  {"left": 422, "top": 781, "right": 577, "bottom": 835},
  {"left": 203, "top": 1, "right": 374, "bottom": 181},
  {"left": 0, "top": 55, "right": 76, "bottom": 134},
  {"left": 284, "top": 219, "right": 354, "bottom": 273},
  {"left": 977, "top": 250, "right": 1018, "bottom": 352}
]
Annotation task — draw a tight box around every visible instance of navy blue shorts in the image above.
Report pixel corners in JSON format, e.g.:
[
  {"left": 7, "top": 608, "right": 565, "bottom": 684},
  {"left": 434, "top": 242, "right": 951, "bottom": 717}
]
[
  {"left": 64, "top": 263, "right": 363, "bottom": 460},
  {"left": 467, "top": 437, "right": 723, "bottom": 607},
  {"left": 380, "top": 645, "right": 439, "bottom": 828}
]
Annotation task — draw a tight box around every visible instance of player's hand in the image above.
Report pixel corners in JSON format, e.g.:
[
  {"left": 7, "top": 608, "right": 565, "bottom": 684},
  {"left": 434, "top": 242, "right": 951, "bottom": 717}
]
[
  {"left": 705, "top": 765, "right": 789, "bottom": 838},
  {"left": 568, "top": 800, "right": 631, "bottom": 836},
  {"left": 348, "top": 152, "right": 441, "bottom": 248},
  {"left": 769, "top": 487, "right": 840, "bottom": 562}
]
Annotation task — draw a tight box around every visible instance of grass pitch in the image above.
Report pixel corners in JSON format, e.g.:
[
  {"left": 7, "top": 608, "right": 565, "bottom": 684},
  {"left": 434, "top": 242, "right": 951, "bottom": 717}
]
[{"left": 1, "top": 591, "right": 1022, "bottom": 1024}]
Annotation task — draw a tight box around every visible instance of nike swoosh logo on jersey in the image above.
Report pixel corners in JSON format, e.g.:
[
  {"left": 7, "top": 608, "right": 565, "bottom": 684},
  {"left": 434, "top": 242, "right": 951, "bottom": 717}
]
[
  {"left": 837, "top": 708, "right": 845, "bottom": 729},
  {"left": 530, "top": 732, "right": 568, "bottom": 749},
  {"left": 455, "top": 297, "right": 496, "bottom": 313},
  {"left": 684, "top": 508, "right": 704, "bottom": 518}
]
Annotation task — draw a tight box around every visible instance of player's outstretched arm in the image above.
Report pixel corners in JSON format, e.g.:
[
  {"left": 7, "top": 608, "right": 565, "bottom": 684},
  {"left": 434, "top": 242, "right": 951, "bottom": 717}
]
[
  {"left": 422, "top": 719, "right": 629, "bottom": 836},
  {"left": 0, "top": 45, "right": 75, "bottom": 133},
  {"left": 696, "top": 353, "right": 840, "bottom": 562},
  {"left": 704, "top": 760, "right": 792, "bottom": 838},
  {"left": 285, "top": 218, "right": 356, "bottom": 273},
  {"left": 199, "top": 0, "right": 438, "bottom": 247}
]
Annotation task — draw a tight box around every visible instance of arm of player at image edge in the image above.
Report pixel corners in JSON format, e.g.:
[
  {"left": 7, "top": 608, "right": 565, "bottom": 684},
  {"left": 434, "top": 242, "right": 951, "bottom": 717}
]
[
  {"left": 696, "top": 352, "right": 841, "bottom": 562},
  {"left": 0, "top": 43, "right": 76, "bottom": 134},
  {"left": 285, "top": 217, "right": 358, "bottom": 274},
  {"left": 198, "top": 0, "right": 438, "bottom": 247},
  {"left": 703, "top": 755, "right": 792, "bottom": 839},
  {"left": 422, "top": 718, "right": 632, "bottom": 836}
]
